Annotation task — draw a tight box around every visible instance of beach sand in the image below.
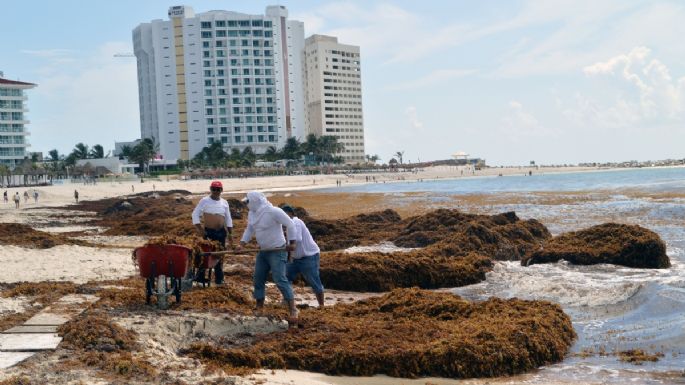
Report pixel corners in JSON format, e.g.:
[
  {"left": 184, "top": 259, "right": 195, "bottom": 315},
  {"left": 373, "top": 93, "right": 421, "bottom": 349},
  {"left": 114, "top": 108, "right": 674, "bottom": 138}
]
[{"left": 0, "top": 165, "right": 613, "bottom": 385}]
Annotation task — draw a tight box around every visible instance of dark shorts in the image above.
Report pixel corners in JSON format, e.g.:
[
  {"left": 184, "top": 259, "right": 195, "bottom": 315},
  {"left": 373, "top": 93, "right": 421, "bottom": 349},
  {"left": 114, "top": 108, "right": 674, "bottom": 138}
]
[{"left": 202, "top": 227, "right": 226, "bottom": 283}]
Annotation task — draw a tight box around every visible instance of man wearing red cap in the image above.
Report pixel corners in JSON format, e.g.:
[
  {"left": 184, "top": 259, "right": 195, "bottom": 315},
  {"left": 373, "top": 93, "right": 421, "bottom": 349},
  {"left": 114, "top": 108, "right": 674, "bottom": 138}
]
[{"left": 191, "top": 180, "right": 233, "bottom": 284}]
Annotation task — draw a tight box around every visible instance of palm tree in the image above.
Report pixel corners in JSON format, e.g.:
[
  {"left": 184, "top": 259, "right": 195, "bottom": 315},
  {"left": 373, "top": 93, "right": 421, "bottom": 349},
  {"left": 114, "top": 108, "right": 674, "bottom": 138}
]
[
  {"left": 282, "top": 137, "right": 301, "bottom": 160},
  {"left": 89, "top": 144, "right": 105, "bottom": 159},
  {"left": 394, "top": 151, "right": 405, "bottom": 165},
  {"left": 263, "top": 146, "right": 279, "bottom": 161},
  {"left": 241, "top": 147, "right": 256, "bottom": 167},
  {"left": 320, "top": 135, "right": 345, "bottom": 163},
  {"left": 72, "top": 143, "right": 90, "bottom": 159}
]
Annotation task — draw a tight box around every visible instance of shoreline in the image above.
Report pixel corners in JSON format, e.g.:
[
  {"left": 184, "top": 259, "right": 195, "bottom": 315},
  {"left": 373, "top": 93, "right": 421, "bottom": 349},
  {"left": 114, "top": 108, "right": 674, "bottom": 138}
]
[{"left": 0, "top": 165, "right": 648, "bottom": 210}]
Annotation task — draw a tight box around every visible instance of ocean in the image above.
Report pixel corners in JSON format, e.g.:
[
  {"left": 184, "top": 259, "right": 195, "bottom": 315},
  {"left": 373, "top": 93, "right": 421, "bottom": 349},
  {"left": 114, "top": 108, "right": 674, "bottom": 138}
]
[{"left": 323, "top": 167, "right": 685, "bottom": 384}]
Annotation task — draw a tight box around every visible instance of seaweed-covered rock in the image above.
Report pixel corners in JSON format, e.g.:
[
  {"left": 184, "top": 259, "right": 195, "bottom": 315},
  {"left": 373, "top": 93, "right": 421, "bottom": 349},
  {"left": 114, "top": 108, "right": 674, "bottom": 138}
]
[
  {"left": 522, "top": 223, "right": 670, "bottom": 268},
  {"left": 184, "top": 288, "right": 576, "bottom": 379}
]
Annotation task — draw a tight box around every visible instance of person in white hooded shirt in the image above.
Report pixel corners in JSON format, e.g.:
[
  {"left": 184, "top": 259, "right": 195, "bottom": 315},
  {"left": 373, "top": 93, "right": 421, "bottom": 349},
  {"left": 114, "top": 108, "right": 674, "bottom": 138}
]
[{"left": 236, "top": 191, "right": 299, "bottom": 322}]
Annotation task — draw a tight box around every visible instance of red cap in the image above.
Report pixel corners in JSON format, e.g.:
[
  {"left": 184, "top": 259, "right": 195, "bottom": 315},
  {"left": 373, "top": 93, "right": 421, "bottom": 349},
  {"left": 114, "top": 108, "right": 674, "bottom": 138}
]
[{"left": 210, "top": 181, "right": 223, "bottom": 189}]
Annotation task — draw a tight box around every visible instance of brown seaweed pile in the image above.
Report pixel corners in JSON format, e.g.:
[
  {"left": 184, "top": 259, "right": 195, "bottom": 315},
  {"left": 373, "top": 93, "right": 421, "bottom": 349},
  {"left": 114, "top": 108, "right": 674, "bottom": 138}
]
[
  {"left": 0, "top": 223, "right": 91, "bottom": 249},
  {"left": 394, "top": 209, "right": 551, "bottom": 260},
  {"left": 521, "top": 223, "right": 670, "bottom": 268},
  {"left": 58, "top": 311, "right": 138, "bottom": 351},
  {"left": 305, "top": 209, "right": 404, "bottom": 250},
  {"left": 142, "top": 235, "right": 221, "bottom": 268},
  {"left": 183, "top": 288, "right": 576, "bottom": 379},
  {"left": 617, "top": 349, "right": 665, "bottom": 364},
  {"left": 320, "top": 251, "right": 491, "bottom": 292}
]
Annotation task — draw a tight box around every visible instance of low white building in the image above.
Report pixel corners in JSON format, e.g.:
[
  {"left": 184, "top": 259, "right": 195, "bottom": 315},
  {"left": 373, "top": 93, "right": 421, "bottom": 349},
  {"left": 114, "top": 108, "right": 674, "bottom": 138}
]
[{"left": 75, "top": 158, "right": 136, "bottom": 175}]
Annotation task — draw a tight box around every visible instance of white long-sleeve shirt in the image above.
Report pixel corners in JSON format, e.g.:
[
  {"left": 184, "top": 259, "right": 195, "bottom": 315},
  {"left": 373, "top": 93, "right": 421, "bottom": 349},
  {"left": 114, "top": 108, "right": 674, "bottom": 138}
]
[
  {"left": 241, "top": 206, "right": 296, "bottom": 249},
  {"left": 191, "top": 196, "right": 233, "bottom": 228},
  {"left": 290, "top": 217, "right": 320, "bottom": 259}
]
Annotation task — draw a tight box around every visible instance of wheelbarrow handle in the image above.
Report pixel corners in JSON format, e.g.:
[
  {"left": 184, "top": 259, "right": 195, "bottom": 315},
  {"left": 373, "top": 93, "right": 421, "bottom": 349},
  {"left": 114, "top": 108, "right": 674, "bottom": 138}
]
[{"left": 201, "top": 247, "right": 286, "bottom": 256}]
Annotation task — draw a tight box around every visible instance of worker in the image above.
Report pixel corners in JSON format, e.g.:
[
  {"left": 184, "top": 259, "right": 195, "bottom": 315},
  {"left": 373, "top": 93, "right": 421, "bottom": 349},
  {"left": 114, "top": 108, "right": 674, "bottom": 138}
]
[
  {"left": 281, "top": 204, "right": 325, "bottom": 308},
  {"left": 236, "top": 191, "right": 298, "bottom": 323},
  {"left": 191, "top": 180, "right": 233, "bottom": 285}
]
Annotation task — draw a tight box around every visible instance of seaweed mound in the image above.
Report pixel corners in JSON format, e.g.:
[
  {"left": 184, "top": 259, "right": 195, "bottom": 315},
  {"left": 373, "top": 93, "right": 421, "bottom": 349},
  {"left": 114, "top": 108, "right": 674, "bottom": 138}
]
[
  {"left": 522, "top": 223, "right": 670, "bottom": 268},
  {"left": 184, "top": 288, "right": 576, "bottom": 378},
  {"left": 58, "top": 312, "right": 138, "bottom": 351},
  {"left": 0, "top": 223, "right": 89, "bottom": 249},
  {"left": 319, "top": 251, "right": 491, "bottom": 291},
  {"left": 394, "top": 210, "right": 551, "bottom": 260},
  {"left": 306, "top": 209, "right": 404, "bottom": 251}
]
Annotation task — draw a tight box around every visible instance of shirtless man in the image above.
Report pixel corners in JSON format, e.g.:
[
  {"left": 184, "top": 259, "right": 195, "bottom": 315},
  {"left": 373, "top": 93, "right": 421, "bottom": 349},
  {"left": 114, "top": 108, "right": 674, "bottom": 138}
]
[{"left": 191, "top": 181, "right": 233, "bottom": 285}]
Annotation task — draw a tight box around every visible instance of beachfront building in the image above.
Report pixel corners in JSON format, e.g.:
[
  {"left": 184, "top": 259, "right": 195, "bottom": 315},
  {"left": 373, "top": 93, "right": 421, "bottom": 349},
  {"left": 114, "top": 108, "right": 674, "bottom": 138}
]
[
  {"left": 0, "top": 71, "right": 35, "bottom": 170},
  {"left": 304, "top": 35, "right": 365, "bottom": 163},
  {"left": 133, "top": 5, "right": 305, "bottom": 162}
]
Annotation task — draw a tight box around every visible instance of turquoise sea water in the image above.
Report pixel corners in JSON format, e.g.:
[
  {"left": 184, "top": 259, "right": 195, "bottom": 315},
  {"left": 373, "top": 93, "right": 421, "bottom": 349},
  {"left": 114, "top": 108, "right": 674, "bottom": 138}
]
[
  {"left": 324, "top": 167, "right": 685, "bottom": 384},
  {"left": 325, "top": 166, "right": 685, "bottom": 194}
]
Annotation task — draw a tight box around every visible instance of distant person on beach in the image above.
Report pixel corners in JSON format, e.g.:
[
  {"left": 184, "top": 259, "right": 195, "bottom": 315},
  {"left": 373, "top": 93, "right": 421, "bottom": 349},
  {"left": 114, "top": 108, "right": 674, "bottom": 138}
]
[
  {"left": 191, "top": 181, "right": 233, "bottom": 285},
  {"left": 13, "top": 192, "right": 20, "bottom": 208},
  {"left": 281, "top": 204, "right": 325, "bottom": 308},
  {"left": 74, "top": 190, "right": 79, "bottom": 203},
  {"left": 23, "top": 191, "right": 29, "bottom": 203},
  {"left": 131, "top": 185, "right": 135, "bottom": 192},
  {"left": 33, "top": 190, "right": 38, "bottom": 203},
  {"left": 236, "top": 191, "right": 298, "bottom": 323},
  {"left": 3, "top": 191, "right": 7, "bottom": 204}
]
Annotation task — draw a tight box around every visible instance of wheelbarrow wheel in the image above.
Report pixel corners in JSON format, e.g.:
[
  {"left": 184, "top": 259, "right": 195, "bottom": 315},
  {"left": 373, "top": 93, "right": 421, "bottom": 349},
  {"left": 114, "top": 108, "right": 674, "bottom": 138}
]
[
  {"left": 145, "top": 278, "right": 153, "bottom": 304},
  {"left": 174, "top": 278, "right": 182, "bottom": 303}
]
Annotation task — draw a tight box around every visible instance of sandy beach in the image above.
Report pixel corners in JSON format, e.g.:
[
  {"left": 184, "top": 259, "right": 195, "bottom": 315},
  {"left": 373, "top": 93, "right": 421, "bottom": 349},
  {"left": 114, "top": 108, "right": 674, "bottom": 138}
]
[{"left": 1, "top": 164, "right": 681, "bottom": 385}]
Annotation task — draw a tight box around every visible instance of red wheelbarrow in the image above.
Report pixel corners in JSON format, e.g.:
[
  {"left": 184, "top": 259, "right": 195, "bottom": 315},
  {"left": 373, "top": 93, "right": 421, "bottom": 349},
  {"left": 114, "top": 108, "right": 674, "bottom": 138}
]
[{"left": 133, "top": 244, "right": 191, "bottom": 309}]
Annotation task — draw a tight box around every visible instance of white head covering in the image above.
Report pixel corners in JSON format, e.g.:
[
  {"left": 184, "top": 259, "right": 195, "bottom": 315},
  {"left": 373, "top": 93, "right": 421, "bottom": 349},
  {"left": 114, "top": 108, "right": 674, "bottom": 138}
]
[{"left": 246, "top": 191, "right": 272, "bottom": 226}]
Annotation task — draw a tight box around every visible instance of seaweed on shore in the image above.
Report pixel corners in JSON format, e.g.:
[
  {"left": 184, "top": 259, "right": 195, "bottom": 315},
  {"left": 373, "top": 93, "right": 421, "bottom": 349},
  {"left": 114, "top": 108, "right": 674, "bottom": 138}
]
[
  {"left": 183, "top": 288, "right": 576, "bottom": 379},
  {"left": 0, "top": 223, "right": 92, "bottom": 249},
  {"left": 521, "top": 223, "right": 670, "bottom": 268},
  {"left": 304, "top": 209, "right": 404, "bottom": 251},
  {"left": 319, "top": 251, "right": 491, "bottom": 292},
  {"left": 394, "top": 209, "right": 551, "bottom": 260}
]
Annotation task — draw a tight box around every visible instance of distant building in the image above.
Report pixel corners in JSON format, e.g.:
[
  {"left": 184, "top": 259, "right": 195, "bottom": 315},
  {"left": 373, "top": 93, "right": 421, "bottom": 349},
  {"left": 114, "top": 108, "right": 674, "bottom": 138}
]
[
  {"left": 75, "top": 158, "right": 136, "bottom": 176},
  {"left": 0, "top": 71, "right": 36, "bottom": 170},
  {"left": 304, "top": 35, "right": 365, "bottom": 163},
  {"left": 133, "top": 5, "right": 305, "bottom": 162},
  {"left": 113, "top": 139, "right": 142, "bottom": 158}
]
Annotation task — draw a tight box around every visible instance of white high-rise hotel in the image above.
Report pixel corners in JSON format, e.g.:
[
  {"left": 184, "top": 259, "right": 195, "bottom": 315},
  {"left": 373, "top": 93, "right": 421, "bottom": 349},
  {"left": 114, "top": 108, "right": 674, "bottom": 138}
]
[
  {"left": 134, "top": 5, "right": 305, "bottom": 161},
  {"left": 134, "top": 5, "right": 365, "bottom": 163},
  {"left": 304, "top": 35, "right": 365, "bottom": 163},
  {"left": 0, "top": 72, "right": 35, "bottom": 170}
]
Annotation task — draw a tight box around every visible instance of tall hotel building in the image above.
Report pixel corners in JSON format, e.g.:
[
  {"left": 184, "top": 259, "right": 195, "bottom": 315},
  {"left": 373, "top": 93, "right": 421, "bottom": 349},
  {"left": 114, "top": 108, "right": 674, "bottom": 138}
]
[
  {"left": 304, "top": 35, "right": 365, "bottom": 163},
  {"left": 0, "top": 72, "right": 35, "bottom": 169},
  {"left": 133, "top": 5, "right": 304, "bottom": 161}
]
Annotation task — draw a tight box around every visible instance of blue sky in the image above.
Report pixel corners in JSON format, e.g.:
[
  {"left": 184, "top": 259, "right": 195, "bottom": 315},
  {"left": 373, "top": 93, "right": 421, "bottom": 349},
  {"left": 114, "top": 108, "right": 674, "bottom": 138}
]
[{"left": 2, "top": 0, "right": 685, "bottom": 165}]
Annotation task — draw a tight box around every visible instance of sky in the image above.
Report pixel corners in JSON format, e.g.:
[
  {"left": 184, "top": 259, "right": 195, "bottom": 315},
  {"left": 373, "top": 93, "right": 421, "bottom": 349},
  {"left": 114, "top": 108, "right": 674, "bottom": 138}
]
[{"left": 2, "top": 0, "right": 685, "bottom": 166}]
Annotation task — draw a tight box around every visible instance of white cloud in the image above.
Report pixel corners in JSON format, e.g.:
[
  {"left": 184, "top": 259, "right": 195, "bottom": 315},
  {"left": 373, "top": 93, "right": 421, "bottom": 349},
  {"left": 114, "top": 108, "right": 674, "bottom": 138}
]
[
  {"left": 501, "top": 101, "right": 554, "bottom": 138},
  {"left": 389, "top": 69, "right": 476, "bottom": 90},
  {"left": 573, "top": 46, "right": 685, "bottom": 126},
  {"left": 21, "top": 49, "right": 75, "bottom": 58},
  {"left": 405, "top": 106, "right": 424, "bottom": 131}
]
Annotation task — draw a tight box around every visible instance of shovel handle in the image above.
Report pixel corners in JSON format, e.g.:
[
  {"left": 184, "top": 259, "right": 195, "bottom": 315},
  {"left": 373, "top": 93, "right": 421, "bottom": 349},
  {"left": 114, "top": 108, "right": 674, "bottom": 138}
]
[{"left": 201, "top": 247, "right": 286, "bottom": 256}]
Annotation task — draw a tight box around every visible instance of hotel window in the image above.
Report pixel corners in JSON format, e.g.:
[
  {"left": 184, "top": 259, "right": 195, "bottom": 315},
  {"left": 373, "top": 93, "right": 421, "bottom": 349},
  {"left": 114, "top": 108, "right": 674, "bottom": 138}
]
[
  {"left": 215, "top": 20, "right": 225, "bottom": 27},
  {"left": 201, "top": 31, "right": 212, "bottom": 38},
  {"left": 221, "top": 136, "right": 228, "bottom": 144},
  {"left": 201, "top": 22, "right": 212, "bottom": 29}
]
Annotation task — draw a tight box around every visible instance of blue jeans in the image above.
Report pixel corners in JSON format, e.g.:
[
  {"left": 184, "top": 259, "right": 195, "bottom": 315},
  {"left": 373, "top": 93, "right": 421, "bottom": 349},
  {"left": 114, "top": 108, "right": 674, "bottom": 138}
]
[
  {"left": 253, "top": 249, "right": 293, "bottom": 301},
  {"left": 286, "top": 253, "right": 324, "bottom": 294}
]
